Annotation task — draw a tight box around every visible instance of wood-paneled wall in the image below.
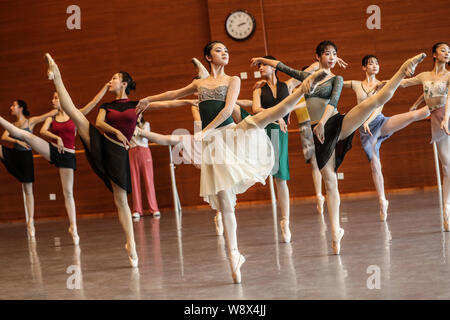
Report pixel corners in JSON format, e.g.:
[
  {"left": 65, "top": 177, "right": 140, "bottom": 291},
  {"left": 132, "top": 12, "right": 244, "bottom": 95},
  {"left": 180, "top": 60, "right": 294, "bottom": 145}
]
[{"left": 0, "top": 0, "right": 448, "bottom": 221}]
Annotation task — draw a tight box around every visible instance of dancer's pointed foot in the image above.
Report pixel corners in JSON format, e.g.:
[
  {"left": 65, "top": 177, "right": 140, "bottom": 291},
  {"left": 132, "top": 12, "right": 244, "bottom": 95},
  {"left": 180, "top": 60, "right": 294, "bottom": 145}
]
[
  {"left": 214, "top": 212, "right": 224, "bottom": 236},
  {"left": 27, "top": 220, "right": 35, "bottom": 238},
  {"left": 125, "top": 243, "right": 138, "bottom": 268},
  {"left": 331, "top": 228, "right": 345, "bottom": 255},
  {"left": 68, "top": 226, "right": 80, "bottom": 246},
  {"left": 301, "top": 69, "right": 328, "bottom": 95},
  {"left": 280, "top": 219, "right": 291, "bottom": 243},
  {"left": 316, "top": 194, "right": 325, "bottom": 215},
  {"left": 192, "top": 58, "right": 209, "bottom": 79},
  {"left": 44, "top": 53, "right": 61, "bottom": 80},
  {"left": 402, "top": 53, "right": 426, "bottom": 77},
  {"left": 230, "top": 251, "right": 246, "bottom": 284},
  {"left": 379, "top": 199, "right": 389, "bottom": 222}
]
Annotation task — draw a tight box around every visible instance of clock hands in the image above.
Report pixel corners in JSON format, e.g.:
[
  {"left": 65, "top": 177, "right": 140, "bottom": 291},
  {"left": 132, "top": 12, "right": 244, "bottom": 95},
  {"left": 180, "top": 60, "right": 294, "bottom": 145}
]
[{"left": 238, "top": 22, "right": 246, "bottom": 27}]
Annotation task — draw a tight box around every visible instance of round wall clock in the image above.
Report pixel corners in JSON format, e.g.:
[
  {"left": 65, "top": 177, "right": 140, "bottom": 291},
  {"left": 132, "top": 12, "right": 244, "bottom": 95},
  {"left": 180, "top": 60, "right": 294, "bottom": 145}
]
[{"left": 225, "top": 10, "right": 256, "bottom": 41}]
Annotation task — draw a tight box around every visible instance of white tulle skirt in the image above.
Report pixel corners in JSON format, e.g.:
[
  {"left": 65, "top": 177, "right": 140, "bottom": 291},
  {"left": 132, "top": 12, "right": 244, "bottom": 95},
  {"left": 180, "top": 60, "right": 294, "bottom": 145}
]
[{"left": 199, "top": 117, "right": 274, "bottom": 210}]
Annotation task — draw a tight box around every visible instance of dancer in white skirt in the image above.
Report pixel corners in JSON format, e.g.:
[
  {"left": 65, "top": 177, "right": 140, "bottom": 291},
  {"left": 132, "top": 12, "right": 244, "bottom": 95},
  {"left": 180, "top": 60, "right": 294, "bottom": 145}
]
[{"left": 136, "top": 41, "right": 328, "bottom": 283}]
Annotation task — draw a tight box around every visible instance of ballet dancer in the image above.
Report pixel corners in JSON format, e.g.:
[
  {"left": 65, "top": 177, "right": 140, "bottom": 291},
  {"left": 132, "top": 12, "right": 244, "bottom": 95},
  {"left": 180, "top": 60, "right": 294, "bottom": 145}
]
[
  {"left": 343, "top": 54, "right": 430, "bottom": 221},
  {"left": 0, "top": 100, "right": 57, "bottom": 238},
  {"left": 251, "top": 40, "right": 426, "bottom": 254},
  {"left": 44, "top": 53, "right": 144, "bottom": 267},
  {"left": 135, "top": 41, "right": 328, "bottom": 283},
  {"left": 398, "top": 42, "right": 450, "bottom": 231},
  {"left": 252, "top": 55, "right": 305, "bottom": 243},
  {"left": 39, "top": 86, "right": 109, "bottom": 244}
]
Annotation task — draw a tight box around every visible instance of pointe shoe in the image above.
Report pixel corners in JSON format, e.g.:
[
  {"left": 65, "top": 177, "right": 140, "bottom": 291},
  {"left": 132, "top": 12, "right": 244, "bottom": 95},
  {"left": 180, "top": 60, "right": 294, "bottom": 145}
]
[
  {"left": 230, "top": 252, "right": 246, "bottom": 284},
  {"left": 192, "top": 58, "right": 210, "bottom": 79},
  {"left": 403, "top": 53, "right": 426, "bottom": 77},
  {"left": 27, "top": 221, "right": 35, "bottom": 238},
  {"left": 379, "top": 199, "right": 389, "bottom": 222},
  {"left": 214, "top": 212, "right": 224, "bottom": 236},
  {"left": 316, "top": 195, "right": 325, "bottom": 215},
  {"left": 125, "top": 243, "right": 139, "bottom": 268},
  {"left": 302, "top": 69, "right": 329, "bottom": 95},
  {"left": 280, "top": 219, "right": 291, "bottom": 243},
  {"left": 331, "top": 228, "right": 345, "bottom": 255},
  {"left": 68, "top": 226, "right": 80, "bottom": 246},
  {"left": 44, "top": 53, "right": 60, "bottom": 80}
]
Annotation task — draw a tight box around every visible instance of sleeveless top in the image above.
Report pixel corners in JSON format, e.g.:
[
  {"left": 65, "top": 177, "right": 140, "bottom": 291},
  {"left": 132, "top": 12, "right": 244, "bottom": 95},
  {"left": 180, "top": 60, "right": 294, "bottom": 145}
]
[
  {"left": 50, "top": 118, "right": 76, "bottom": 150},
  {"left": 13, "top": 120, "right": 32, "bottom": 151},
  {"left": 198, "top": 85, "right": 234, "bottom": 129},
  {"left": 260, "top": 81, "right": 290, "bottom": 123},
  {"left": 100, "top": 99, "right": 138, "bottom": 142},
  {"left": 423, "top": 80, "right": 449, "bottom": 112},
  {"left": 276, "top": 62, "right": 343, "bottom": 123}
]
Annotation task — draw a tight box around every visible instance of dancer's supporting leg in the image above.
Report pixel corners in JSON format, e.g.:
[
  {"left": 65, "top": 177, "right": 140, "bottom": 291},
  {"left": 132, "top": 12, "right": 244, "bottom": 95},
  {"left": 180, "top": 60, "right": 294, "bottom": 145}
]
[
  {"left": 310, "top": 154, "right": 325, "bottom": 214},
  {"left": 216, "top": 189, "right": 245, "bottom": 284},
  {"left": 436, "top": 135, "right": 450, "bottom": 231},
  {"left": 275, "top": 177, "right": 291, "bottom": 242},
  {"left": 46, "top": 53, "right": 138, "bottom": 266},
  {"left": 58, "top": 168, "right": 79, "bottom": 244},
  {"left": 369, "top": 153, "right": 388, "bottom": 220},
  {"left": 374, "top": 105, "right": 431, "bottom": 220},
  {"left": 321, "top": 53, "right": 426, "bottom": 254},
  {"left": 0, "top": 116, "right": 52, "bottom": 238}
]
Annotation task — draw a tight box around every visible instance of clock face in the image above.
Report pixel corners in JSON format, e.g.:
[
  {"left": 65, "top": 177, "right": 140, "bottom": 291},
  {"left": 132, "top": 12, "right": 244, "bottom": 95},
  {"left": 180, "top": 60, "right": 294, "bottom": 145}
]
[{"left": 225, "top": 10, "right": 256, "bottom": 41}]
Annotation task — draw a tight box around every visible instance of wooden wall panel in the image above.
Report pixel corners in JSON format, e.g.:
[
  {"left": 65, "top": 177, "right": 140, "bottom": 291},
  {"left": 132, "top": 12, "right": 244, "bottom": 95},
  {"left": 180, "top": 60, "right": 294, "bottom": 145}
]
[{"left": 0, "top": 0, "right": 448, "bottom": 221}]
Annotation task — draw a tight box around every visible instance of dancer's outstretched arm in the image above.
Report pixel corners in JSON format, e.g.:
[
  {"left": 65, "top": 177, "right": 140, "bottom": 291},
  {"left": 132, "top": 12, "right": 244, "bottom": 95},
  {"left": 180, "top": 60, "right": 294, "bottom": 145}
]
[
  {"left": 79, "top": 83, "right": 109, "bottom": 116},
  {"left": 236, "top": 99, "right": 253, "bottom": 108},
  {"left": 399, "top": 73, "right": 424, "bottom": 88},
  {"left": 28, "top": 109, "right": 58, "bottom": 130},
  {"left": 145, "top": 99, "right": 198, "bottom": 110},
  {"left": 136, "top": 81, "right": 198, "bottom": 114}
]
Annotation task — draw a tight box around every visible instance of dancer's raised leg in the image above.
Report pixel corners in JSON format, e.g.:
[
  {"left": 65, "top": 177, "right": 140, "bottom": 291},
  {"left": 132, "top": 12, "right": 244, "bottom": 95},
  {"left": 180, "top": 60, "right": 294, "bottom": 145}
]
[
  {"left": 0, "top": 117, "right": 50, "bottom": 161},
  {"left": 111, "top": 181, "right": 138, "bottom": 267},
  {"left": 59, "top": 168, "right": 79, "bottom": 245},
  {"left": 339, "top": 53, "right": 427, "bottom": 140},
  {"left": 45, "top": 53, "right": 91, "bottom": 149},
  {"left": 379, "top": 106, "right": 430, "bottom": 137},
  {"left": 251, "top": 70, "right": 328, "bottom": 129}
]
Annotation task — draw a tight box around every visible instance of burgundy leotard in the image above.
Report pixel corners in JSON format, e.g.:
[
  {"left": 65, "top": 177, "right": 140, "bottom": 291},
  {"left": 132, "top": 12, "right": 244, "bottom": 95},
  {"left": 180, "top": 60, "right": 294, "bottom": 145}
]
[
  {"left": 100, "top": 99, "right": 138, "bottom": 143},
  {"left": 50, "top": 118, "right": 76, "bottom": 150}
]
